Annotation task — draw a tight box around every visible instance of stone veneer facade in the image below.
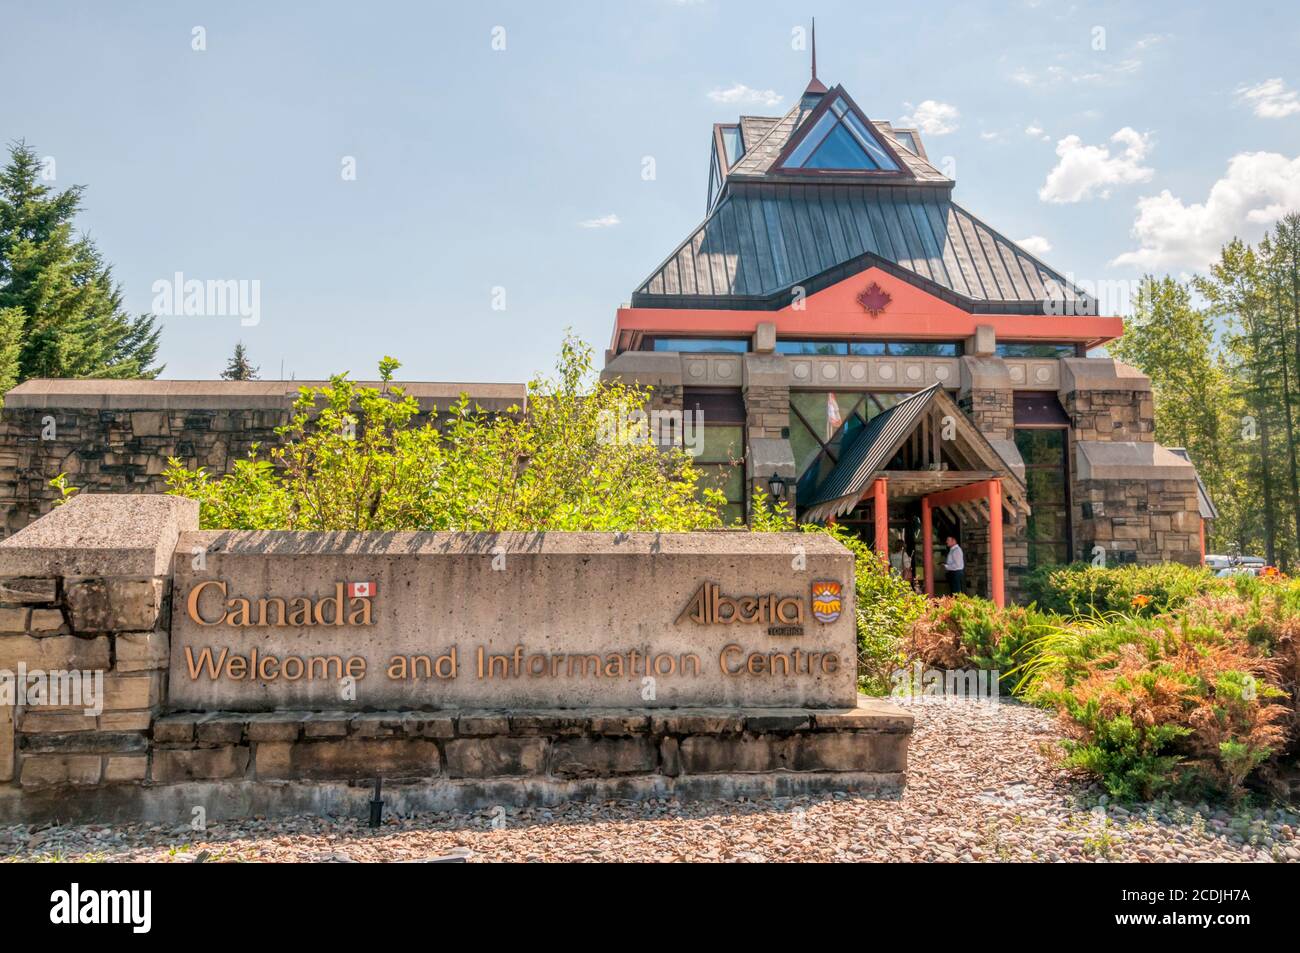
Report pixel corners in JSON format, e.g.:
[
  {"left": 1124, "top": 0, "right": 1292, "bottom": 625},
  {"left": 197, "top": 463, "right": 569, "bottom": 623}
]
[{"left": 602, "top": 322, "right": 1207, "bottom": 603}]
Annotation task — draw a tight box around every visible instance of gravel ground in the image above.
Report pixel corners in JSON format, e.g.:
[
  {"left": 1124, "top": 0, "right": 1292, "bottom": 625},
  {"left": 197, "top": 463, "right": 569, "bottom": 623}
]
[{"left": 2, "top": 700, "right": 1296, "bottom": 863}]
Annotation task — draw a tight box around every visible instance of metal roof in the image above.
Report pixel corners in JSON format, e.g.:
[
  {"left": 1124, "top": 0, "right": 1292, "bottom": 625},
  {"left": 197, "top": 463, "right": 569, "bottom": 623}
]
[
  {"left": 633, "top": 183, "right": 1093, "bottom": 312},
  {"left": 807, "top": 386, "right": 939, "bottom": 510},
  {"left": 1168, "top": 448, "right": 1219, "bottom": 520},
  {"left": 801, "top": 384, "right": 1030, "bottom": 523}
]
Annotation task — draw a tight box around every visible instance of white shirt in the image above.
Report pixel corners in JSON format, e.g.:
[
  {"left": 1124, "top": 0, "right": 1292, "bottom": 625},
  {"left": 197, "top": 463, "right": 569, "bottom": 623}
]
[
  {"left": 889, "top": 550, "right": 912, "bottom": 573},
  {"left": 944, "top": 543, "right": 964, "bottom": 572}
]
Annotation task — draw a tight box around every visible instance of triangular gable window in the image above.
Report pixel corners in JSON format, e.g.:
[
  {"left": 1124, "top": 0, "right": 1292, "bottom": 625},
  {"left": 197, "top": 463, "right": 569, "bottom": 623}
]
[{"left": 778, "top": 91, "right": 901, "bottom": 173}]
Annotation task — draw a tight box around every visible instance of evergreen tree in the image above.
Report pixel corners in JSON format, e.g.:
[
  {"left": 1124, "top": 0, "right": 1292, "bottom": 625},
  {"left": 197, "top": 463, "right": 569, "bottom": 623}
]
[
  {"left": 220, "top": 341, "right": 259, "bottom": 381},
  {"left": 0, "top": 140, "right": 161, "bottom": 391}
]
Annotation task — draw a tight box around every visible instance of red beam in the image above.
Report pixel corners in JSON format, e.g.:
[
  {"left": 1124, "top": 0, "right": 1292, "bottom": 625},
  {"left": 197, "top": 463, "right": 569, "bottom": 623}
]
[
  {"left": 873, "top": 477, "right": 889, "bottom": 555},
  {"left": 923, "top": 479, "right": 999, "bottom": 510}
]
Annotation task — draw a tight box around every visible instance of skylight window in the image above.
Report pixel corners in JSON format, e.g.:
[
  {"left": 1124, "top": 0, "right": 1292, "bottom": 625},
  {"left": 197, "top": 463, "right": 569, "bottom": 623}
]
[
  {"left": 778, "top": 94, "right": 900, "bottom": 172},
  {"left": 892, "top": 130, "right": 920, "bottom": 155},
  {"left": 720, "top": 125, "right": 743, "bottom": 166}
]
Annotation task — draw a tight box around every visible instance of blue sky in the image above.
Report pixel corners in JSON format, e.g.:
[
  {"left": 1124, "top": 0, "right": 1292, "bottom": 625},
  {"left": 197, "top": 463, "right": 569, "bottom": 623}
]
[{"left": 3, "top": 0, "right": 1299, "bottom": 382}]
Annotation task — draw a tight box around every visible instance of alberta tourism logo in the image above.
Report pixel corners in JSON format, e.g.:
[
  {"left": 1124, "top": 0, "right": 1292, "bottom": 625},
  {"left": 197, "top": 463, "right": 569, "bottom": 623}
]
[
  {"left": 185, "top": 580, "right": 378, "bottom": 627},
  {"left": 676, "top": 580, "right": 844, "bottom": 631}
]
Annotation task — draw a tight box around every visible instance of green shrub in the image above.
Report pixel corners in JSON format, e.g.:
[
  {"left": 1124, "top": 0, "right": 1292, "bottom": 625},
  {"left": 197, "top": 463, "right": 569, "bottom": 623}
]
[
  {"left": 1023, "top": 562, "right": 1220, "bottom": 617},
  {"left": 903, "top": 595, "right": 1056, "bottom": 695},
  {"left": 802, "top": 523, "right": 926, "bottom": 695}
]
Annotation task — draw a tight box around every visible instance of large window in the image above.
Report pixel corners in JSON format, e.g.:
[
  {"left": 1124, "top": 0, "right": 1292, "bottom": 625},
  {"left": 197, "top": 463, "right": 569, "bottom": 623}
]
[
  {"left": 1015, "top": 428, "right": 1072, "bottom": 569},
  {"left": 777, "top": 340, "right": 962, "bottom": 357},
  {"left": 996, "top": 342, "right": 1080, "bottom": 359},
  {"left": 780, "top": 95, "right": 901, "bottom": 172},
  {"left": 650, "top": 338, "right": 750, "bottom": 354},
  {"left": 684, "top": 390, "right": 746, "bottom": 525},
  {"left": 788, "top": 391, "right": 906, "bottom": 505}
]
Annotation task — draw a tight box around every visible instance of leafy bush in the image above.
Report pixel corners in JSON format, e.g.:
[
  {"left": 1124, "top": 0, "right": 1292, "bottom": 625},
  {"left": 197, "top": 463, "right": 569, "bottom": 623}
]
[
  {"left": 166, "top": 336, "right": 726, "bottom": 532},
  {"left": 1023, "top": 562, "right": 1219, "bottom": 617},
  {"left": 802, "top": 523, "right": 926, "bottom": 695},
  {"left": 903, "top": 595, "right": 1056, "bottom": 694}
]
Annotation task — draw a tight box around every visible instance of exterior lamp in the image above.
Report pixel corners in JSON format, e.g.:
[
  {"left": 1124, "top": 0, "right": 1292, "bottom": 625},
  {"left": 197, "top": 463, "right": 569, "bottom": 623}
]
[{"left": 767, "top": 472, "right": 788, "bottom": 500}]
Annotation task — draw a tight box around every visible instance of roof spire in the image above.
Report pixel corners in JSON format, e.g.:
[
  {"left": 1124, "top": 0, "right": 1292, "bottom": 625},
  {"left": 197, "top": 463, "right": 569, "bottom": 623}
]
[{"left": 804, "top": 18, "right": 828, "bottom": 95}]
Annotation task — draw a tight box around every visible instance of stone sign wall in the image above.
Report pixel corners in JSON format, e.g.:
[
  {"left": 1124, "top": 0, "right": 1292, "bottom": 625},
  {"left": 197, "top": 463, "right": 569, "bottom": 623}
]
[
  {"left": 169, "top": 530, "right": 858, "bottom": 711},
  {"left": 0, "top": 495, "right": 909, "bottom": 822}
]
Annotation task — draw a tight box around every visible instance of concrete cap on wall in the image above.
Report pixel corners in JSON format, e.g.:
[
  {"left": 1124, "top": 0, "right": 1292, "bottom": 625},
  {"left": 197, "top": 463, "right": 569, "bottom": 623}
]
[
  {"left": 966, "top": 324, "right": 996, "bottom": 357},
  {"left": 958, "top": 355, "right": 1012, "bottom": 394},
  {"left": 754, "top": 322, "right": 777, "bottom": 354},
  {"left": 1058, "top": 358, "right": 1151, "bottom": 395},
  {"left": 0, "top": 493, "right": 199, "bottom": 577},
  {"left": 742, "top": 352, "right": 788, "bottom": 389},
  {"left": 985, "top": 437, "right": 1026, "bottom": 482},
  {"left": 599, "top": 351, "right": 683, "bottom": 389},
  {"left": 1074, "top": 441, "right": 1196, "bottom": 481},
  {"left": 1, "top": 379, "right": 526, "bottom": 415},
  {"left": 747, "top": 437, "right": 796, "bottom": 478}
]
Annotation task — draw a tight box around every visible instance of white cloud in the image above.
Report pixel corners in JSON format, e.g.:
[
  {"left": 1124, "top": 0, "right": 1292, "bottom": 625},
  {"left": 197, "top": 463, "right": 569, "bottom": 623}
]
[
  {"left": 1025, "top": 124, "right": 1051, "bottom": 142},
  {"left": 1112, "top": 151, "right": 1300, "bottom": 269},
  {"left": 1038, "top": 127, "right": 1153, "bottom": 203},
  {"left": 1237, "top": 78, "right": 1300, "bottom": 119},
  {"left": 1014, "top": 235, "right": 1053, "bottom": 256},
  {"left": 578, "top": 214, "right": 621, "bottom": 229},
  {"left": 707, "top": 84, "right": 783, "bottom": 107},
  {"left": 899, "top": 100, "right": 960, "bottom": 135},
  {"left": 980, "top": 131, "right": 1001, "bottom": 141}
]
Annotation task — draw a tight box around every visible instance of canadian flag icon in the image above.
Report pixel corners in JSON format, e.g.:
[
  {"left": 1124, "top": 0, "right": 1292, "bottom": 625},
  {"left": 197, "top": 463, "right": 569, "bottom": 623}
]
[{"left": 347, "top": 582, "right": 376, "bottom": 598}]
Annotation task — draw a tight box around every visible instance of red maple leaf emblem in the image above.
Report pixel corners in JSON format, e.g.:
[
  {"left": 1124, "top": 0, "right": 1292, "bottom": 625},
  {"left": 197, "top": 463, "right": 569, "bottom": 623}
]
[{"left": 856, "top": 281, "right": 892, "bottom": 316}]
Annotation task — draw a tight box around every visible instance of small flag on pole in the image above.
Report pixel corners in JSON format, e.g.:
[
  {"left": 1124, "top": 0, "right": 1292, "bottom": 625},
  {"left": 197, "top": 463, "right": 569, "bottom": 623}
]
[
  {"left": 826, "top": 393, "right": 843, "bottom": 441},
  {"left": 347, "top": 582, "right": 376, "bottom": 598}
]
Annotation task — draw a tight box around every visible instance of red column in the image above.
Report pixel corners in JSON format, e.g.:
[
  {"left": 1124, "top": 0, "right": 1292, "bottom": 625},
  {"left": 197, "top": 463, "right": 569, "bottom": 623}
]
[
  {"left": 921, "top": 496, "right": 933, "bottom": 597},
  {"left": 988, "top": 479, "right": 1004, "bottom": 608},
  {"left": 873, "top": 477, "right": 889, "bottom": 555}
]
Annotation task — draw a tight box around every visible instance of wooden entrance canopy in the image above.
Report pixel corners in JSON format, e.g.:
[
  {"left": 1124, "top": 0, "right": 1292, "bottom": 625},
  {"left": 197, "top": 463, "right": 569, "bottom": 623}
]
[{"left": 801, "top": 384, "right": 1029, "bottom": 608}]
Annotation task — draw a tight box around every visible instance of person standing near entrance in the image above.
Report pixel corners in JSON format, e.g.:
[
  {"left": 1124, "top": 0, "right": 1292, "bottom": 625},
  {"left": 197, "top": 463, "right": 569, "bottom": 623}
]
[
  {"left": 944, "top": 535, "right": 964, "bottom": 596},
  {"left": 889, "top": 539, "right": 913, "bottom": 584}
]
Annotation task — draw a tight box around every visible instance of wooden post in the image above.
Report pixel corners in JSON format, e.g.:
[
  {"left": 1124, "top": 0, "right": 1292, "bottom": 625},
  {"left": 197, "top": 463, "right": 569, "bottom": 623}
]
[
  {"left": 873, "top": 477, "right": 889, "bottom": 555},
  {"left": 921, "top": 496, "right": 933, "bottom": 597},
  {"left": 988, "top": 479, "right": 1004, "bottom": 608}
]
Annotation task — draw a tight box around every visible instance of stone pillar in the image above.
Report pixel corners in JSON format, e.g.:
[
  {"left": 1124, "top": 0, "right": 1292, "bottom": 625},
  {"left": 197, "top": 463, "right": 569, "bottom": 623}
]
[
  {"left": 0, "top": 494, "right": 197, "bottom": 790},
  {"left": 743, "top": 352, "right": 793, "bottom": 520},
  {"left": 1062, "top": 359, "right": 1200, "bottom": 567}
]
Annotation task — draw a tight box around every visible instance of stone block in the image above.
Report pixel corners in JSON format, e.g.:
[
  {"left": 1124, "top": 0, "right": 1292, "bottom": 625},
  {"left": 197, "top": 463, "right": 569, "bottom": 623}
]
[
  {"left": 650, "top": 710, "right": 745, "bottom": 735},
  {"left": 444, "top": 737, "right": 548, "bottom": 778},
  {"left": 104, "top": 755, "right": 147, "bottom": 783},
  {"left": 152, "top": 712, "right": 204, "bottom": 743},
  {"left": 744, "top": 710, "right": 812, "bottom": 732},
  {"left": 0, "top": 634, "right": 110, "bottom": 671},
  {"left": 244, "top": 712, "right": 302, "bottom": 741},
  {"left": 302, "top": 712, "right": 350, "bottom": 738},
  {"left": 64, "top": 578, "right": 164, "bottom": 633},
  {"left": 789, "top": 732, "right": 908, "bottom": 773},
  {"left": 19, "top": 753, "right": 102, "bottom": 788},
  {"left": 0, "top": 578, "right": 57, "bottom": 605},
  {"left": 195, "top": 714, "right": 245, "bottom": 745},
  {"left": 660, "top": 737, "right": 681, "bottom": 777},
  {"left": 18, "top": 711, "right": 98, "bottom": 733},
  {"left": 99, "top": 710, "right": 152, "bottom": 731},
  {"left": 269, "top": 738, "right": 439, "bottom": 781},
  {"left": 679, "top": 735, "right": 790, "bottom": 774},
  {"left": 253, "top": 741, "right": 294, "bottom": 777},
  {"left": 550, "top": 736, "right": 658, "bottom": 778},
  {"left": 457, "top": 714, "right": 509, "bottom": 736},
  {"left": 398, "top": 712, "right": 455, "bottom": 738},
  {"left": 103, "top": 674, "right": 160, "bottom": 711},
  {"left": 114, "top": 630, "right": 170, "bottom": 671},
  {"left": 152, "top": 746, "right": 249, "bottom": 783},
  {"left": 0, "top": 704, "right": 11, "bottom": 783},
  {"left": 813, "top": 698, "right": 915, "bottom": 733},
  {"left": 0, "top": 607, "right": 29, "bottom": 633},
  {"left": 28, "top": 608, "right": 67, "bottom": 634},
  {"left": 508, "top": 711, "right": 589, "bottom": 735},
  {"left": 588, "top": 711, "right": 651, "bottom": 735},
  {"left": 21, "top": 730, "right": 147, "bottom": 754},
  {"left": 350, "top": 712, "right": 405, "bottom": 738}
]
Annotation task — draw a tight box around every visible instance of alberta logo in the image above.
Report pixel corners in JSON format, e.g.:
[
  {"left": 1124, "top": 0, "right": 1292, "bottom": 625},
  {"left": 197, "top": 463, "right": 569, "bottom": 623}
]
[{"left": 811, "top": 581, "right": 842, "bottom": 623}]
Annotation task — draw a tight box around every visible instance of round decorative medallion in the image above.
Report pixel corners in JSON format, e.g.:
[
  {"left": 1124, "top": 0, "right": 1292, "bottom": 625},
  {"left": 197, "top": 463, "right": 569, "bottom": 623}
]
[
  {"left": 687, "top": 362, "right": 705, "bottom": 379},
  {"left": 849, "top": 363, "right": 866, "bottom": 380},
  {"left": 1034, "top": 365, "right": 1052, "bottom": 383},
  {"left": 820, "top": 363, "right": 838, "bottom": 380},
  {"left": 716, "top": 361, "right": 734, "bottom": 379},
  {"left": 878, "top": 364, "right": 895, "bottom": 381},
  {"left": 905, "top": 364, "right": 922, "bottom": 381},
  {"left": 793, "top": 362, "right": 811, "bottom": 380},
  {"left": 934, "top": 365, "right": 950, "bottom": 381},
  {"left": 1009, "top": 365, "right": 1025, "bottom": 383}
]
